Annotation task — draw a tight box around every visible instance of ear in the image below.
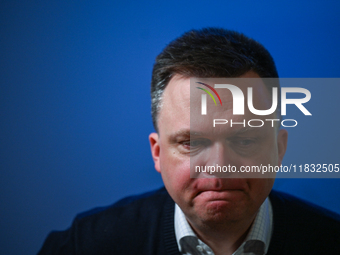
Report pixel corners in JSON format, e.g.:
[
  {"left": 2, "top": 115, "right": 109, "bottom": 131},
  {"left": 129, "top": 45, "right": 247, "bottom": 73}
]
[
  {"left": 277, "top": 129, "right": 288, "bottom": 165},
  {"left": 149, "top": 132, "right": 161, "bottom": 173}
]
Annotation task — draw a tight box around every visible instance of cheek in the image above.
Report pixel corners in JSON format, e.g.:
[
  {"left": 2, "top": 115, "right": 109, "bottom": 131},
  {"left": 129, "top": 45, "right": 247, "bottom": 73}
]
[
  {"left": 159, "top": 150, "right": 192, "bottom": 200},
  {"left": 245, "top": 138, "right": 279, "bottom": 167},
  {"left": 249, "top": 178, "right": 274, "bottom": 202},
  {"left": 265, "top": 135, "right": 280, "bottom": 165}
]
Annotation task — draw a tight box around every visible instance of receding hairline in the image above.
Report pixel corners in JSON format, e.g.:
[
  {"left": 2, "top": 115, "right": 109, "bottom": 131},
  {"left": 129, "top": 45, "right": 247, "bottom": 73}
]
[
  {"left": 151, "top": 28, "right": 279, "bottom": 132},
  {"left": 155, "top": 70, "right": 281, "bottom": 133}
]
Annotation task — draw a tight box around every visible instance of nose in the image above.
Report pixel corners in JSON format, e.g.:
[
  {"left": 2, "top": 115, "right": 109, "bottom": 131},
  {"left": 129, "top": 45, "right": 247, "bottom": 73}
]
[
  {"left": 208, "top": 142, "right": 232, "bottom": 178},
  {"left": 193, "top": 141, "right": 238, "bottom": 178},
  {"left": 212, "top": 141, "right": 229, "bottom": 165}
]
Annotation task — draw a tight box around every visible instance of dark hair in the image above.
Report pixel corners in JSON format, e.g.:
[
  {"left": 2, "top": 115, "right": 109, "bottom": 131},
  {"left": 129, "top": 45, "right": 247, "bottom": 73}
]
[{"left": 151, "top": 27, "right": 279, "bottom": 131}]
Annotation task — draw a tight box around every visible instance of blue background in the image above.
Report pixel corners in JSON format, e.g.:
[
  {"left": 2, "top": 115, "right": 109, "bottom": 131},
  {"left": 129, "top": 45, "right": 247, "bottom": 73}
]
[{"left": 1, "top": 1, "right": 340, "bottom": 254}]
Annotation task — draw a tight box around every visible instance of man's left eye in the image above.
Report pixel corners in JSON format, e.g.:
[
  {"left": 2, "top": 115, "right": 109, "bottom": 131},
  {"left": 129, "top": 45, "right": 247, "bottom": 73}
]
[
  {"left": 229, "top": 138, "right": 258, "bottom": 156},
  {"left": 190, "top": 139, "right": 207, "bottom": 147},
  {"left": 230, "top": 138, "right": 257, "bottom": 149},
  {"left": 238, "top": 139, "right": 254, "bottom": 146}
]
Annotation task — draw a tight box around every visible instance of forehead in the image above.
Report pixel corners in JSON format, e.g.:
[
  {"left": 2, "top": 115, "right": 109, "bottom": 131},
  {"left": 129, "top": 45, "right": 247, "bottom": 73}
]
[
  {"left": 157, "top": 72, "right": 274, "bottom": 135},
  {"left": 157, "top": 75, "right": 191, "bottom": 134}
]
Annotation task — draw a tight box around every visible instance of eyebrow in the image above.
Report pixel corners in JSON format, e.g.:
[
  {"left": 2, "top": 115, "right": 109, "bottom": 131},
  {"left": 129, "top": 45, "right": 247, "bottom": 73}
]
[
  {"left": 232, "top": 126, "right": 254, "bottom": 135},
  {"left": 168, "top": 126, "right": 263, "bottom": 142},
  {"left": 168, "top": 129, "right": 203, "bottom": 142}
]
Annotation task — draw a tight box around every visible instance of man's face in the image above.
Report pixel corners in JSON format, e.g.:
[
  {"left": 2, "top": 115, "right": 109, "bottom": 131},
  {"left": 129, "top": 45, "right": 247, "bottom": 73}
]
[{"left": 149, "top": 72, "right": 287, "bottom": 231}]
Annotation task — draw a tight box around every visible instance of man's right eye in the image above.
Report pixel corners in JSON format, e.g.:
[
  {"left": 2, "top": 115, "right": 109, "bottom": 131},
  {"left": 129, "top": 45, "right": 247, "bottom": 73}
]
[{"left": 181, "top": 139, "right": 210, "bottom": 150}]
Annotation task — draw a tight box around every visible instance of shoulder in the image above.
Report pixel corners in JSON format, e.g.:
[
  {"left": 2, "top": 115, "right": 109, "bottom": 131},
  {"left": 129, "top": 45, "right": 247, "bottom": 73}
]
[
  {"left": 74, "top": 186, "right": 171, "bottom": 230},
  {"left": 76, "top": 186, "right": 170, "bottom": 222},
  {"left": 269, "top": 189, "right": 340, "bottom": 225},
  {"left": 38, "top": 187, "right": 176, "bottom": 255},
  {"left": 268, "top": 190, "right": 340, "bottom": 254}
]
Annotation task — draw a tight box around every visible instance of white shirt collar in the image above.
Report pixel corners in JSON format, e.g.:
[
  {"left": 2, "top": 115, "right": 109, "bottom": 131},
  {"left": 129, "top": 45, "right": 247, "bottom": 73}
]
[{"left": 174, "top": 197, "right": 273, "bottom": 255}]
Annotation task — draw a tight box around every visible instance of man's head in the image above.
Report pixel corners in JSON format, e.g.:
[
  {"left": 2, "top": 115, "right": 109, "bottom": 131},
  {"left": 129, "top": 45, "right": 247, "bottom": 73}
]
[
  {"left": 149, "top": 28, "right": 287, "bottom": 236},
  {"left": 151, "top": 27, "right": 279, "bottom": 132}
]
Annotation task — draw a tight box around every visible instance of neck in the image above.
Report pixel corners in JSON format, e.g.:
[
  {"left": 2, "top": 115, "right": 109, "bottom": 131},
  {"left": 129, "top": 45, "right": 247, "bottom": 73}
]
[{"left": 187, "top": 213, "right": 256, "bottom": 255}]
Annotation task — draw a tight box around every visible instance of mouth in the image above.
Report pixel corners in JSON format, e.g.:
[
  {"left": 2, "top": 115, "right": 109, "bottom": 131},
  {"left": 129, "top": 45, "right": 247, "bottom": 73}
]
[
  {"left": 192, "top": 178, "right": 248, "bottom": 203},
  {"left": 196, "top": 189, "right": 244, "bottom": 201}
]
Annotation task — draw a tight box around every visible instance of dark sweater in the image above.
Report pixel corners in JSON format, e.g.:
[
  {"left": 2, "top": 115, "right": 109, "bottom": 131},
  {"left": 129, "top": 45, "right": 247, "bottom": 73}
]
[{"left": 38, "top": 188, "right": 340, "bottom": 254}]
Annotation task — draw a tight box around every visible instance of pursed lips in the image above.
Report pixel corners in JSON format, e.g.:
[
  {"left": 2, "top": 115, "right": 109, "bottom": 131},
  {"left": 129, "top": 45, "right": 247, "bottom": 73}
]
[
  {"left": 192, "top": 179, "right": 248, "bottom": 201},
  {"left": 196, "top": 189, "right": 244, "bottom": 201}
]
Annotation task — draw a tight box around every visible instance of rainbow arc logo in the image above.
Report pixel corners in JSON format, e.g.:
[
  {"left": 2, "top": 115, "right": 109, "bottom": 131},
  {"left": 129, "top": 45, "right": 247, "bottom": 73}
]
[{"left": 196, "top": 82, "right": 222, "bottom": 115}]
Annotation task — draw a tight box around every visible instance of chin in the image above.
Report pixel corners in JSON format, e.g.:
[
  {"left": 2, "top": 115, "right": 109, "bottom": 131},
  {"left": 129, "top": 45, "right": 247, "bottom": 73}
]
[{"left": 197, "top": 202, "right": 248, "bottom": 224}]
